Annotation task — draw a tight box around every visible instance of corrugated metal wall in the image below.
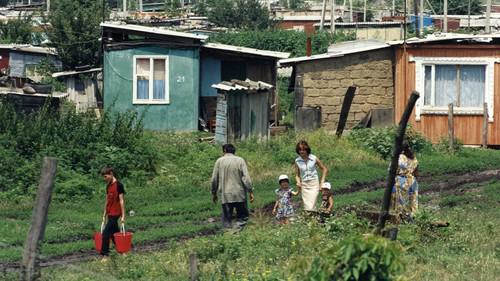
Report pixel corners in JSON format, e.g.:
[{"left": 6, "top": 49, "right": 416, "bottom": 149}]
[
  {"left": 9, "top": 51, "right": 61, "bottom": 78},
  {"left": 104, "top": 46, "right": 199, "bottom": 131}
]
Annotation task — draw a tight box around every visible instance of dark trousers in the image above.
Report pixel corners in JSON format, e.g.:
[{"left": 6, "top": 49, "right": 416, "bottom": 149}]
[
  {"left": 101, "top": 215, "right": 120, "bottom": 256},
  {"left": 221, "top": 202, "right": 249, "bottom": 229}
]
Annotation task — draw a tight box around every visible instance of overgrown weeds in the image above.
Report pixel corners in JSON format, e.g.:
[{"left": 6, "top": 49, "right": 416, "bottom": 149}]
[{"left": 0, "top": 99, "right": 157, "bottom": 201}]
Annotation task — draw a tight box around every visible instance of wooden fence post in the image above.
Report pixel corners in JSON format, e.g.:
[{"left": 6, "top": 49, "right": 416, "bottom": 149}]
[
  {"left": 335, "top": 86, "right": 357, "bottom": 137},
  {"left": 375, "top": 91, "right": 419, "bottom": 235},
  {"left": 189, "top": 252, "right": 199, "bottom": 281},
  {"left": 20, "top": 157, "right": 57, "bottom": 281},
  {"left": 483, "top": 102, "right": 488, "bottom": 148},
  {"left": 448, "top": 103, "right": 454, "bottom": 149}
]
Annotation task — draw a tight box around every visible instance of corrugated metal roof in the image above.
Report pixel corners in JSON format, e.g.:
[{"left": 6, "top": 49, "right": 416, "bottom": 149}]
[
  {"left": 203, "top": 43, "right": 290, "bottom": 59},
  {"left": 0, "top": 44, "right": 57, "bottom": 55},
  {"left": 100, "top": 22, "right": 209, "bottom": 41},
  {"left": 52, "top": 68, "right": 102, "bottom": 78},
  {"left": 387, "top": 33, "right": 500, "bottom": 45},
  {"left": 280, "top": 33, "right": 500, "bottom": 66},
  {"left": 101, "top": 23, "right": 290, "bottom": 59},
  {"left": 0, "top": 89, "right": 68, "bottom": 98},
  {"left": 316, "top": 21, "right": 404, "bottom": 27},
  {"left": 279, "top": 39, "right": 390, "bottom": 66},
  {"left": 212, "top": 79, "right": 273, "bottom": 92}
]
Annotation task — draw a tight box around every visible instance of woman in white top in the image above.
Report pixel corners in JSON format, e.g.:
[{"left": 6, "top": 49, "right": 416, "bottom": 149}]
[{"left": 294, "top": 140, "right": 328, "bottom": 212}]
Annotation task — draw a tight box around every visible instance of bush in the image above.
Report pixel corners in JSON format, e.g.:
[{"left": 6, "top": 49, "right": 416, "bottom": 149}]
[
  {"left": 434, "top": 136, "right": 464, "bottom": 153},
  {"left": 347, "top": 126, "right": 431, "bottom": 159},
  {"left": 301, "top": 235, "right": 406, "bottom": 281},
  {"left": 0, "top": 99, "right": 158, "bottom": 200}
]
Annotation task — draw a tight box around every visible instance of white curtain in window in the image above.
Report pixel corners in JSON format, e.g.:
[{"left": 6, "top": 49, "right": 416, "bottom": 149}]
[
  {"left": 153, "top": 59, "right": 165, "bottom": 100},
  {"left": 424, "top": 65, "right": 432, "bottom": 105},
  {"left": 460, "top": 65, "right": 485, "bottom": 107},
  {"left": 136, "top": 59, "right": 150, "bottom": 99},
  {"left": 434, "top": 65, "right": 457, "bottom": 106}
]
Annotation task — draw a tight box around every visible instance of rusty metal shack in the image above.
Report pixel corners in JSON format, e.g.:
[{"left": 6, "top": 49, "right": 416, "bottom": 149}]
[{"left": 212, "top": 79, "right": 273, "bottom": 144}]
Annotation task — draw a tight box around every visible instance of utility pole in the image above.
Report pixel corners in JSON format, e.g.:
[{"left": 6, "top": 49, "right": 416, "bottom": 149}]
[
  {"left": 123, "top": 0, "right": 127, "bottom": 13},
  {"left": 467, "top": 0, "right": 471, "bottom": 28},
  {"left": 349, "top": 0, "right": 353, "bottom": 22},
  {"left": 139, "top": 0, "right": 143, "bottom": 12},
  {"left": 363, "top": 0, "right": 366, "bottom": 22},
  {"left": 331, "top": 0, "right": 336, "bottom": 32},
  {"left": 392, "top": 0, "right": 395, "bottom": 16},
  {"left": 414, "top": 0, "right": 420, "bottom": 37},
  {"left": 486, "top": 0, "right": 492, "bottom": 34},
  {"left": 46, "top": 0, "right": 50, "bottom": 13},
  {"left": 320, "top": 0, "right": 327, "bottom": 30},
  {"left": 342, "top": 0, "right": 346, "bottom": 21},
  {"left": 419, "top": 0, "right": 424, "bottom": 37},
  {"left": 443, "top": 0, "right": 447, "bottom": 32}
]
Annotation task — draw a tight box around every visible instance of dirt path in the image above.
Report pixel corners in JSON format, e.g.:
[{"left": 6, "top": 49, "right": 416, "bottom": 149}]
[
  {"left": 2, "top": 169, "right": 499, "bottom": 272},
  {"left": 336, "top": 169, "right": 500, "bottom": 195}
]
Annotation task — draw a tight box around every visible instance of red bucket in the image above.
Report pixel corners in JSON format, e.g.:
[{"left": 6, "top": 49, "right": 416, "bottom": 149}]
[
  {"left": 114, "top": 223, "right": 133, "bottom": 254},
  {"left": 94, "top": 221, "right": 104, "bottom": 252},
  {"left": 94, "top": 232, "right": 103, "bottom": 252}
]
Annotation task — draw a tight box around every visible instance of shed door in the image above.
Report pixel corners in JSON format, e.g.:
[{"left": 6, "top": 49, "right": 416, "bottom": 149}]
[{"left": 221, "top": 61, "right": 246, "bottom": 81}]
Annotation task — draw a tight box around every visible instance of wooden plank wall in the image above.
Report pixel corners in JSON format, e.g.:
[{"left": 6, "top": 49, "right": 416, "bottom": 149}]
[{"left": 394, "top": 45, "right": 500, "bottom": 145}]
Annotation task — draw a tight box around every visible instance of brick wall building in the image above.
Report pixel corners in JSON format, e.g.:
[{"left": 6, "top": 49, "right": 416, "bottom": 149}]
[{"left": 281, "top": 44, "right": 394, "bottom": 131}]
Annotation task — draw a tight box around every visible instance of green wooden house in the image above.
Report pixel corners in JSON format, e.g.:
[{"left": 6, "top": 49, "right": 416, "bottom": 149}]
[{"left": 101, "top": 23, "right": 289, "bottom": 131}]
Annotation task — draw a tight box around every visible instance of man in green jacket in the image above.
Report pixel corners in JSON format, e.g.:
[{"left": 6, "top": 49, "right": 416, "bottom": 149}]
[{"left": 211, "top": 143, "right": 254, "bottom": 229}]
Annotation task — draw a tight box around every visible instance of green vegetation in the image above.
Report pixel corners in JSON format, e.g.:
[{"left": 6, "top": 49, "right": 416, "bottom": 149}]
[
  {"left": 209, "top": 29, "right": 356, "bottom": 57},
  {"left": 0, "top": 100, "right": 155, "bottom": 201},
  {"left": 0, "top": 14, "right": 42, "bottom": 44},
  {"left": 1, "top": 105, "right": 500, "bottom": 280},
  {"left": 44, "top": 0, "right": 108, "bottom": 69},
  {"left": 196, "top": 0, "right": 273, "bottom": 30},
  {"left": 1, "top": 180, "right": 493, "bottom": 281}
]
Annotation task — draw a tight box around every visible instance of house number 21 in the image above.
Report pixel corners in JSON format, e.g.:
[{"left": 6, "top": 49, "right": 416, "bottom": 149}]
[{"left": 176, "top": 76, "right": 185, "bottom": 83}]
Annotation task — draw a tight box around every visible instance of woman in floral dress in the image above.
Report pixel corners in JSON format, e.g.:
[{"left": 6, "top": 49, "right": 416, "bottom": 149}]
[{"left": 391, "top": 142, "right": 419, "bottom": 220}]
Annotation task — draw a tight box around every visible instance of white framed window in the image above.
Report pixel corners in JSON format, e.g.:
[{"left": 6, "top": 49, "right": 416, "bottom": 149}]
[
  {"left": 413, "top": 57, "right": 496, "bottom": 122},
  {"left": 132, "top": 55, "right": 169, "bottom": 104}
]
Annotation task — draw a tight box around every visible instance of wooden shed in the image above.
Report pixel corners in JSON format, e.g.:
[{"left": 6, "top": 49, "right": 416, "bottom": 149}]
[
  {"left": 52, "top": 68, "right": 102, "bottom": 112},
  {"left": 212, "top": 79, "right": 272, "bottom": 144}
]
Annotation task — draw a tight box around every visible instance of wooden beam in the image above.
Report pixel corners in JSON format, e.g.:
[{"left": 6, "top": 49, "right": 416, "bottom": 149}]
[
  {"left": 189, "top": 253, "right": 199, "bottom": 281},
  {"left": 448, "top": 103, "right": 454, "bottom": 150},
  {"left": 375, "top": 91, "right": 420, "bottom": 235},
  {"left": 20, "top": 157, "right": 58, "bottom": 281},
  {"left": 336, "top": 86, "right": 357, "bottom": 137},
  {"left": 483, "top": 102, "right": 488, "bottom": 148}
]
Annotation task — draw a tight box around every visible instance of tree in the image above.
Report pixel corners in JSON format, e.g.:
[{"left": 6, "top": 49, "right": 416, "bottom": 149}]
[
  {"left": 194, "top": 0, "right": 209, "bottom": 16},
  {"left": 208, "top": 0, "right": 272, "bottom": 29},
  {"left": 429, "top": 0, "right": 483, "bottom": 15},
  {"left": 0, "top": 14, "right": 36, "bottom": 44},
  {"left": 44, "top": 0, "right": 108, "bottom": 70},
  {"left": 164, "top": 0, "right": 181, "bottom": 16}
]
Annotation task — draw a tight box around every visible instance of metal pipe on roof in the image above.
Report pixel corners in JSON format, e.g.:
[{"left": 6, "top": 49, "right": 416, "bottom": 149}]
[
  {"left": 331, "top": 0, "right": 336, "bottom": 33},
  {"left": 320, "top": 0, "right": 327, "bottom": 30},
  {"left": 420, "top": 0, "right": 424, "bottom": 37},
  {"left": 443, "top": 0, "right": 448, "bottom": 32},
  {"left": 486, "top": 0, "right": 492, "bottom": 34}
]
